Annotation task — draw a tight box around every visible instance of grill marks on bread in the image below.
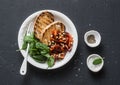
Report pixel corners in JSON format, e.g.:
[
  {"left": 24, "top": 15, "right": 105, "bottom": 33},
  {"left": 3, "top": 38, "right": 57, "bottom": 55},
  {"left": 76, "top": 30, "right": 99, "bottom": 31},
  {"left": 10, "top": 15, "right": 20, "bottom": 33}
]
[
  {"left": 34, "top": 12, "right": 54, "bottom": 41},
  {"left": 34, "top": 11, "right": 66, "bottom": 45}
]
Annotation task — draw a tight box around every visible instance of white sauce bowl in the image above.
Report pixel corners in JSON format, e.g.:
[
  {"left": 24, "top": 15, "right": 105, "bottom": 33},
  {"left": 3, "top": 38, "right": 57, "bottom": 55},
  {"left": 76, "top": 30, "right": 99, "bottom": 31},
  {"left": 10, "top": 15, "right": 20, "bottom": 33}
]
[
  {"left": 87, "top": 54, "right": 104, "bottom": 72},
  {"left": 84, "top": 30, "right": 101, "bottom": 47}
]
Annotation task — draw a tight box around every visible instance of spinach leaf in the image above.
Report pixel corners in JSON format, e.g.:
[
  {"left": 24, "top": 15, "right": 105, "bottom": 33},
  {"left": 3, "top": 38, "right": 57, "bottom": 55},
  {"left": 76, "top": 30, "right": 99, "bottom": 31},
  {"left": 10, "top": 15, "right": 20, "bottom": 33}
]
[
  {"left": 47, "top": 56, "right": 54, "bottom": 67},
  {"left": 32, "top": 55, "right": 47, "bottom": 63},
  {"left": 29, "top": 42, "right": 40, "bottom": 56},
  {"left": 22, "top": 41, "right": 27, "bottom": 50},
  {"left": 44, "top": 54, "right": 51, "bottom": 58},
  {"left": 40, "top": 50, "right": 48, "bottom": 56},
  {"left": 93, "top": 58, "right": 102, "bottom": 65},
  {"left": 24, "top": 36, "right": 34, "bottom": 43},
  {"left": 22, "top": 33, "right": 55, "bottom": 67},
  {"left": 35, "top": 42, "right": 49, "bottom": 52}
]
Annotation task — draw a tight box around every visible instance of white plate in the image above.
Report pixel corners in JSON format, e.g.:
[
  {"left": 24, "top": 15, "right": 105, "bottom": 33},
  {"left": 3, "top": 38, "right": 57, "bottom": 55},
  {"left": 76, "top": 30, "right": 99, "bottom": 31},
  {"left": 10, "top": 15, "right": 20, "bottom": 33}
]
[{"left": 18, "top": 10, "right": 78, "bottom": 70}]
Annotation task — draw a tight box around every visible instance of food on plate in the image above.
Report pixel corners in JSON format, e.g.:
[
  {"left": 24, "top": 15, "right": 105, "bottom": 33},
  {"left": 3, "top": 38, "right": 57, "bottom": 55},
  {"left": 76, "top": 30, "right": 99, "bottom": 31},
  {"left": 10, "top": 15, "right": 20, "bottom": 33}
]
[
  {"left": 49, "top": 29, "right": 73, "bottom": 59},
  {"left": 22, "top": 33, "right": 54, "bottom": 67},
  {"left": 41, "top": 21, "right": 65, "bottom": 45},
  {"left": 22, "top": 11, "right": 73, "bottom": 67},
  {"left": 34, "top": 11, "right": 54, "bottom": 41},
  {"left": 40, "top": 21, "right": 73, "bottom": 60}
]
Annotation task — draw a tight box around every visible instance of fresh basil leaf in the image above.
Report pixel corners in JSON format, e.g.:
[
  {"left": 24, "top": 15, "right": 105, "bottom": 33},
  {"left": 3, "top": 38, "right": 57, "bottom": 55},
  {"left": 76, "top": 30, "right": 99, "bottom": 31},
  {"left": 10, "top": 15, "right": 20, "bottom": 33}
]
[
  {"left": 47, "top": 57, "right": 54, "bottom": 67},
  {"left": 22, "top": 41, "right": 27, "bottom": 50},
  {"left": 32, "top": 55, "right": 47, "bottom": 63},
  {"left": 29, "top": 42, "right": 36, "bottom": 49},
  {"left": 45, "top": 54, "right": 51, "bottom": 58},
  {"left": 28, "top": 43, "right": 36, "bottom": 56},
  {"left": 24, "top": 36, "right": 34, "bottom": 43},
  {"left": 35, "top": 42, "right": 49, "bottom": 51},
  {"left": 40, "top": 50, "right": 48, "bottom": 56},
  {"left": 93, "top": 58, "right": 102, "bottom": 65},
  {"left": 22, "top": 34, "right": 34, "bottom": 50},
  {"left": 22, "top": 33, "right": 54, "bottom": 67}
]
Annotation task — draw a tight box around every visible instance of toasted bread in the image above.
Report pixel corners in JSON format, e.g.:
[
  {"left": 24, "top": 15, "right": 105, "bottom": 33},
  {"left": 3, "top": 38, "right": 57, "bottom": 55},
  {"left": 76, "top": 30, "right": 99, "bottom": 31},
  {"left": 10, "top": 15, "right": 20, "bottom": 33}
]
[
  {"left": 41, "top": 21, "right": 65, "bottom": 45},
  {"left": 34, "top": 11, "right": 54, "bottom": 41}
]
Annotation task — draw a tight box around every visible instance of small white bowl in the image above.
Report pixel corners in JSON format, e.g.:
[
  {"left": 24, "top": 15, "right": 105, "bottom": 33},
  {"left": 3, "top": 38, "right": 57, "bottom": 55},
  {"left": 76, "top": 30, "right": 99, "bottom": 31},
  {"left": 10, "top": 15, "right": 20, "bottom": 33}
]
[
  {"left": 87, "top": 54, "right": 104, "bottom": 72},
  {"left": 84, "top": 30, "right": 101, "bottom": 47}
]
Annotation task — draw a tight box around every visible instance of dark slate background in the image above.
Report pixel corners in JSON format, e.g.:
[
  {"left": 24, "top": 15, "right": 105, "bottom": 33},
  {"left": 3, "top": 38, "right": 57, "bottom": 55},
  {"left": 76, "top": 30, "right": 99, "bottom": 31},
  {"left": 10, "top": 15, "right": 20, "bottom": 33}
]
[{"left": 0, "top": 0, "right": 120, "bottom": 85}]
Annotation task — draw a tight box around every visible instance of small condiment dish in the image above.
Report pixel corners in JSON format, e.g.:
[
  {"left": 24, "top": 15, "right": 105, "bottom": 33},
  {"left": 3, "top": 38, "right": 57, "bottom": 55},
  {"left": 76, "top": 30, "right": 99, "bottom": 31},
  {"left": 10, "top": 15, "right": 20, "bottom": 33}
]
[
  {"left": 84, "top": 30, "right": 101, "bottom": 47},
  {"left": 87, "top": 54, "right": 104, "bottom": 72}
]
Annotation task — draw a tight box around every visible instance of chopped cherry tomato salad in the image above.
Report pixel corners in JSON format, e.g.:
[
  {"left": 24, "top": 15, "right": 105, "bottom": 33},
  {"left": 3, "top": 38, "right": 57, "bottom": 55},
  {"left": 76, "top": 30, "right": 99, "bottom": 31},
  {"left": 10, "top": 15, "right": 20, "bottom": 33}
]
[{"left": 48, "top": 30, "right": 73, "bottom": 60}]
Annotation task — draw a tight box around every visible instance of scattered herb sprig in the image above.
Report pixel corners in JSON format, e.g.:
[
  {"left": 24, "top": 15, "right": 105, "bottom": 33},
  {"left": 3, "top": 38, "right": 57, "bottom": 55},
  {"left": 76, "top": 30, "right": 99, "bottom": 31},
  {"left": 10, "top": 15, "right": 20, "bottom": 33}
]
[{"left": 22, "top": 33, "right": 54, "bottom": 67}]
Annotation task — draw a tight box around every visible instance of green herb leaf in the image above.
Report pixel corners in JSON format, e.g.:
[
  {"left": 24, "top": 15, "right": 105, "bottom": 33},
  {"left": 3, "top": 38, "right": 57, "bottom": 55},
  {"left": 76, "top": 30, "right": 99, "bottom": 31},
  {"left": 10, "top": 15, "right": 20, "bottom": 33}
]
[
  {"left": 24, "top": 36, "right": 34, "bottom": 43},
  {"left": 32, "top": 55, "right": 47, "bottom": 63},
  {"left": 35, "top": 42, "right": 49, "bottom": 51},
  {"left": 22, "top": 34, "right": 34, "bottom": 50},
  {"left": 47, "top": 56, "right": 54, "bottom": 67},
  {"left": 93, "top": 58, "right": 102, "bottom": 65},
  {"left": 22, "top": 41, "right": 28, "bottom": 50},
  {"left": 40, "top": 50, "right": 48, "bottom": 56},
  {"left": 44, "top": 54, "right": 51, "bottom": 58},
  {"left": 22, "top": 33, "right": 55, "bottom": 67}
]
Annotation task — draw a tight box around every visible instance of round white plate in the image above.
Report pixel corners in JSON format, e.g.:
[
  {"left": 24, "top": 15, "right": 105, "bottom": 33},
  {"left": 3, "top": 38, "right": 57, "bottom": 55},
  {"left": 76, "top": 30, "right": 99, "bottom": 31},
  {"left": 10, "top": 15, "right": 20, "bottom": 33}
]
[{"left": 18, "top": 10, "right": 78, "bottom": 70}]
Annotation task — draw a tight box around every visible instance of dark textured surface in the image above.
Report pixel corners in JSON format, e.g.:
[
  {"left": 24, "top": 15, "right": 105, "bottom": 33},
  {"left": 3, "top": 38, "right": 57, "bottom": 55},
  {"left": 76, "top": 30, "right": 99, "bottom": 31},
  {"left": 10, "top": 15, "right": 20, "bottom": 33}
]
[{"left": 0, "top": 0, "right": 120, "bottom": 85}]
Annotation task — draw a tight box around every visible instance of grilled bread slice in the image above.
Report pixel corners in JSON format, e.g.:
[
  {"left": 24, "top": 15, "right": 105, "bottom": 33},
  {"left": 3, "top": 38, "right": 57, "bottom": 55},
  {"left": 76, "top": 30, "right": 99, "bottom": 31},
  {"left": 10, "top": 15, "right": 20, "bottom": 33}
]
[
  {"left": 34, "top": 11, "right": 54, "bottom": 41},
  {"left": 41, "top": 21, "right": 65, "bottom": 45}
]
